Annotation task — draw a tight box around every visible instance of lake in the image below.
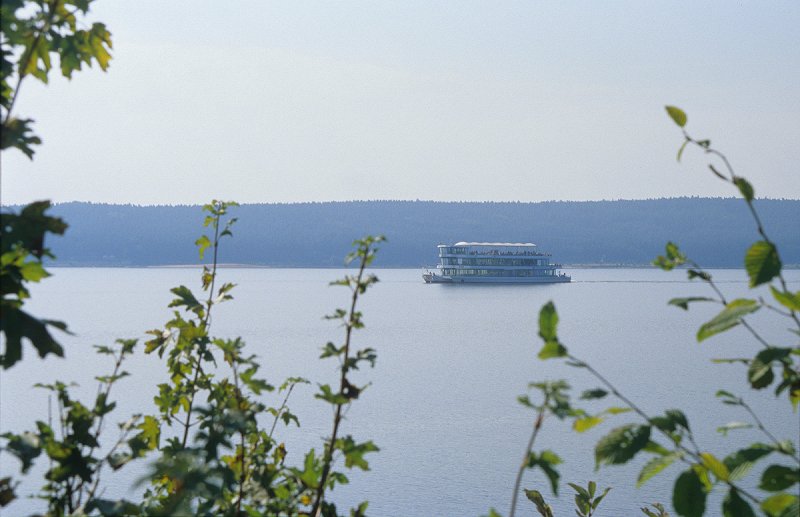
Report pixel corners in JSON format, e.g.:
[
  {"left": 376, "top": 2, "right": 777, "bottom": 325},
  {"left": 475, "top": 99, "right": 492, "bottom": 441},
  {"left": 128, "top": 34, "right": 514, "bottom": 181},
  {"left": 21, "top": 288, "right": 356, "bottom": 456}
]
[{"left": 1, "top": 267, "right": 797, "bottom": 516}]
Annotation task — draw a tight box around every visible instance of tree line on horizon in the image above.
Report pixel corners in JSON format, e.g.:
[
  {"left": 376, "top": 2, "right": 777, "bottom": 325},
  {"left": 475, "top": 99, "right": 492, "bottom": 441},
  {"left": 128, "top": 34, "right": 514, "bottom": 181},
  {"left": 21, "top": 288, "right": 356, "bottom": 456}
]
[{"left": 27, "top": 198, "right": 800, "bottom": 268}]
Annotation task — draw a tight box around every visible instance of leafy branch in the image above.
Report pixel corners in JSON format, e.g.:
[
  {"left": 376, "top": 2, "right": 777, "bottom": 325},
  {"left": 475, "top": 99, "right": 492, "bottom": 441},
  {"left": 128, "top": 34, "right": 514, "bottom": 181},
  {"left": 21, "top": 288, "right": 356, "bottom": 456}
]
[
  {"left": 310, "top": 235, "right": 384, "bottom": 517},
  {"left": 666, "top": 106, "right": 800, "bottom": 333},
  {"left": 521, "top": 107, "right": 799, "bottom": 517},
  {"left": 509, "top": 381, "right": 573, "bottom": 517}
]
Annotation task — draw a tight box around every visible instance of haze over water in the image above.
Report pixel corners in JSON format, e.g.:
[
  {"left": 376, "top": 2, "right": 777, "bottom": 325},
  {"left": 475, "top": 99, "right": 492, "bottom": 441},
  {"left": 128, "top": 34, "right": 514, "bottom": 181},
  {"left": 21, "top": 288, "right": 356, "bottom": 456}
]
[{"left": 2, "top": 267, "right": 797, "bottom": 515}]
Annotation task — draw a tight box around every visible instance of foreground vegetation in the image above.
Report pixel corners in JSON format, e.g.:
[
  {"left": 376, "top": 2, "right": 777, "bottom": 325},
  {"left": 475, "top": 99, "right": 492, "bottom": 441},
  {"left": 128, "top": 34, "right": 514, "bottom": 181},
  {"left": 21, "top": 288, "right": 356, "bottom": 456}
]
[
  {"left": 2, "top": 1, "right": 798, "bottom": 515},
  {"left": 499, "top": 106, "right": 799, "bottom": 517}
]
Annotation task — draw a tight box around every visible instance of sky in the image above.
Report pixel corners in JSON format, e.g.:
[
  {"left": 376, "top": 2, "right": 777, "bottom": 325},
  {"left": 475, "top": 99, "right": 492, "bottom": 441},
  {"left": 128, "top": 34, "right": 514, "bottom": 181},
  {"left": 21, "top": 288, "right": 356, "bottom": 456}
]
[{"left": 2, "top": 0, "right": 799, "bottom": 205}]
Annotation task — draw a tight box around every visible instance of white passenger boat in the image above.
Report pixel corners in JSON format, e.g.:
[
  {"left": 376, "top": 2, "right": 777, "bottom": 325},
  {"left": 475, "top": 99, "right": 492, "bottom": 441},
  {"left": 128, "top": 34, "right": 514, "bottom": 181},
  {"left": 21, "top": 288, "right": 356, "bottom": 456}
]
[{"left": 423, "top": 242, "right": 571, "bottom": 284}]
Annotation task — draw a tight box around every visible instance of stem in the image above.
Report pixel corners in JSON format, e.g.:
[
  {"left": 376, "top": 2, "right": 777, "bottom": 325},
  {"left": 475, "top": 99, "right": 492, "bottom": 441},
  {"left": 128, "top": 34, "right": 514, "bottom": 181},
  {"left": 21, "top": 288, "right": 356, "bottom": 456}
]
[
  {"left": 570, "top": 354, "right": 763, "bottom": 506},
  {"left": 80, "top": 420, "right": 137, "bottom": 510},
  {"left": 75, "top": 346, "right": 128, "bottom": 505},
  {"left": 180, "top": 360, "right": 203, "bottom": 448},
  {"left": 740, "top": 399, "right": 800, "bottom": 464},
  {"left": 509, "top": 395, "right": 549, "bottom": 517},
  {"left": 269, "top": 383, "right": 297, "bottom": 440},
  {"left": 760, "top": 299, "right": 793, "bottom": 318},
  {"left": 310, "top": 251, "right": 370, "bottom": 517},
  {"left": 48, "top": 394, "right": 53, "bottom": 477},
  {"left": 180, "top": 211, "right": 221, "bottom": 448},
  {"left": 232, "top": 363, "right": 246, "bottom": 516},
  {"left": 688, "top": 260, "right": 772, "bottom": 349},
  {"left": 689, "top": 137, "right": 800, "bottom": 331}
]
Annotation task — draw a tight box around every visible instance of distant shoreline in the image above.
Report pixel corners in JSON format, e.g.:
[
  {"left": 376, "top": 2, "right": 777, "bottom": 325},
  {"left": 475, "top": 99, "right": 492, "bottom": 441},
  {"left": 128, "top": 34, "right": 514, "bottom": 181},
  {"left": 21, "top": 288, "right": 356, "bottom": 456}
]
[{"left": 45, "top": 264, "right": 800, "bottom": 270}]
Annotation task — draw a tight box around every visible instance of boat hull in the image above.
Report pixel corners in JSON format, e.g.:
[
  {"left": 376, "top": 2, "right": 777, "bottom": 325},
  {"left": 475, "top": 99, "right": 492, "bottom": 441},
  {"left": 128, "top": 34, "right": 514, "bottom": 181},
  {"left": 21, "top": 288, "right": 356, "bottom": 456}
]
[{"left": 423, "top": 274, "right": 570, "bottom": 284}]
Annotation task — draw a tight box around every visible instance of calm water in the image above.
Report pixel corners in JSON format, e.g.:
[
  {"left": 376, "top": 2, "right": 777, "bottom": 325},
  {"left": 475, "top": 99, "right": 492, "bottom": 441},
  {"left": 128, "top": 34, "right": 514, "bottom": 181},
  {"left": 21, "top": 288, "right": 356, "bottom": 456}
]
[{"left": 1, "top": 268, "right": 797, "bottom": 516}]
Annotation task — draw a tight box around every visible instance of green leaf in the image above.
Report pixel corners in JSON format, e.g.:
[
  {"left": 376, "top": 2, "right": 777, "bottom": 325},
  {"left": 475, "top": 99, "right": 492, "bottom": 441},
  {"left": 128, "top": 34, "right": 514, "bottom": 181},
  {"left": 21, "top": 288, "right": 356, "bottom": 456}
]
[
  {"left": 668, "top": 297, "right": 715, "bottom": 310},
  {"left": 315, "top": 384, "right": 349, "bottom": 405},
  {"left": 135, "top": 415, "right": 160, "bottom": 451},
  {"left": 770, "top": 286, "right": 800, "bottom": 312},
  {"left": 744, "top": 241, "right": 781, "bottom": 287},
  {"left": 651, "top": 409, "right": 690, "bottom": 433},
  {"left": 697, "top": 299, "right": 760, "bottom": 342},
  {"left": 538, "top": 341, "right": 567, "bottom": 360},
  {"left": 666, "top": 106, "right": 688, "bottom": 127},
  {"left": 641, "top": 503, "right": 669, "bottom": 517},
  {"left": 592, "top": 486, "right": 611, "bottom": 511},
  {"left": 525, "top": 489, "right": 554, "bottom": 517},
  {"left": 716, "top": 421, "right": 753, "bottom": 436},
  {"left": 687, "top": 269, "right": 712, "bottom": 281},
  {"left": 733, "top": 177, "right": 755, "bottom": 202},
  {"left": 673, "top": 468, "right": 707, "bottom": 517},
  {"left": 722, "top": 489, "right": 756, "bottom": 517},
  {"left": 759, "top": 465, "right": 799, "bottom": 492},
  {"left": 595, "top": 425, "right": 651, "bottom": 468},
  {"left": 700, "top": 452, "right": 730, "bottom": 481},
  {"left": 195, "top": 235, "right": 211, "bottom": 259},
  {"left": 715, "top": 390, "right": 741, "bottom": 405},
  {"left": 637, "top": 453, "right": 677, "bottom": 487},
  {"left": 1, "top": 432, "right": 42, "bottom": 473},
  {"left": 580, "top": 388, "right": 608, "bottom": 400},
  {"left": 18, "top": 261, "right": 49, "bottom": 282},
  {"left": 774, "top": 440, "right": 797, "bottom": 457},
  {"left": 747, "top": 355, "right": 775, "bottom": 389},
  {"left": 573, "top": 416, "right": 604, "bottom": 433},
  {"left": 757, "top": 347, "right": 792, "bottom": 363},
  {"left": 168, "top": 285, "right": 203, "bottom": 315},
  {"left": 653, "top": 241, "right": 687, "bottom": 271},
  {"left": 0, "top": 477, "right": 16, "bottom": 507},
  {"left": 537, "top": 302, "right": 567, "bottom": 359},
  {"left": 665, "top": 409, "right": 690, "bottom": 431},
  {"left": 0, "top": 118, "right": 42, "bottom": 159},
  {"left": 335, "top": 436, "right": 379, "bottom": 471},
  {"left": 538, "top": 301, "right": 558, "bottom": 340},
  {"left": 0, "top": 307, "right": 66, "bottom": 368},
  {"left": 567, "top": 482, "right": 590, "bottom": 500},
  {"left": 723, "top": 443, "right": 773, "bottom": 481},
  {"left": 644, "top": 441, "right": 671, "bottom": 456},
  {"left": 761, "top": 494, "right": 798, "bottom": 517},
  {"left": 527, "top": 450, "right": 562, "bottom": 496},
  {"left": 108, "top": 451, "right": 132, "bottom": 470}
]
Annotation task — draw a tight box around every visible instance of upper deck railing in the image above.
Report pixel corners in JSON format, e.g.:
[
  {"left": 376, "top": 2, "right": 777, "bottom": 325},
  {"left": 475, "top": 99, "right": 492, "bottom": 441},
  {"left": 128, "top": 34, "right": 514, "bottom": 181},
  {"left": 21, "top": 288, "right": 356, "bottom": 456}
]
[{"left": 438, "top": 243, "right": 550, "bottom": 257}]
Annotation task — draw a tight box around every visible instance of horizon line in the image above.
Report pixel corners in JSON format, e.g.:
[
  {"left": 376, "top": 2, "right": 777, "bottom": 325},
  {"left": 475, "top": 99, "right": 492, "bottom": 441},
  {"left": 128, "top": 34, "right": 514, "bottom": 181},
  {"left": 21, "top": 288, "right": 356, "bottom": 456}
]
[{"left": 4, "top": 195, "right": 800, "bottom": 209}]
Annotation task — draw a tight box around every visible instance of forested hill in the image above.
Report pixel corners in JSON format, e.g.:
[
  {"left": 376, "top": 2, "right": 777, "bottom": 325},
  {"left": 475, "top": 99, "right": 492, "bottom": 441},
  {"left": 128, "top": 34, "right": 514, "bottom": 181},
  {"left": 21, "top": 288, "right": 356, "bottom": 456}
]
[{"left": 30, "top": 199, "right": 800, "bottom": 267}]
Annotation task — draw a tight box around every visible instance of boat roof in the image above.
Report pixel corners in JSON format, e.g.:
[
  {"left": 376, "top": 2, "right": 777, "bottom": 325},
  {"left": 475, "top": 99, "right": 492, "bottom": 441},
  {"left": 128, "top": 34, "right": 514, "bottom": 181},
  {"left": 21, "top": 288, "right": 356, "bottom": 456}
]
[{"left": 442, "top": 242, "right": 537, "bottom": 247}]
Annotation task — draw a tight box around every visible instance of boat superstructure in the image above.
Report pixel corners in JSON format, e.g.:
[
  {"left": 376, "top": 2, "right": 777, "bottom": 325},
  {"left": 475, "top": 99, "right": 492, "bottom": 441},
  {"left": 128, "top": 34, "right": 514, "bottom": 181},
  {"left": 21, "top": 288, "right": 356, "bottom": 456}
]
[{"left": 423, "top": 242, "right": 571, "bottom": 284}]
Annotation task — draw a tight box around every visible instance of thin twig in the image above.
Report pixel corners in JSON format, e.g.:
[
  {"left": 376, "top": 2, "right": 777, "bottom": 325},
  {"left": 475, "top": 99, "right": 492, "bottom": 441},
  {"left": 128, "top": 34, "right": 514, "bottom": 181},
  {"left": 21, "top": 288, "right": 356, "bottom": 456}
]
[
  {"left": 232, "top": 362, "right": 247, "bottom": 516},
  {"left": 509, "top": 395, "right": 549, "bottom": 517},
  {"left": 268, "top": 383, "right": 298, "bottom": 440},
  {"left": 310, "top": 248, "right": 371, "bottom": 517},
  {"left": 690, "top": 138, "right": 800, "bottom": 331},
  {"left": 740, "top": 399, "right": 800, "bottom": 464},
  {"left": 81, "top": 419, "right": 138, "bottom": 509},
  {"left": 181, "top": 209, "right": 222, "bottom": 448},
  {"left": 75, "top": 346, "right": 129, "bottom": 505},
  {"left": 688, "top": 260, "right": 772, "bottom": 350},
  {"left": 570, "top": 354, "right": 763, "bottom": 506}
]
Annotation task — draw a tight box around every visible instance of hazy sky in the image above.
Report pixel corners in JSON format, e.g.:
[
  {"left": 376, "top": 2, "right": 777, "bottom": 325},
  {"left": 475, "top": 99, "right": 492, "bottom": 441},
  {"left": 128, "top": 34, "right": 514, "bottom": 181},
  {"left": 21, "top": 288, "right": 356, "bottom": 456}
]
[{"left": 3, "top": 1, "right": 799, "bottom": 204}]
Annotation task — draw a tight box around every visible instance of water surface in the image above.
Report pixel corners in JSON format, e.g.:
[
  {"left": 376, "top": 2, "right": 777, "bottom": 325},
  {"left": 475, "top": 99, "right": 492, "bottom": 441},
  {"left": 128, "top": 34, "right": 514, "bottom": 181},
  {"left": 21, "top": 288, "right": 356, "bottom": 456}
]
[{"left": 1, "top": 268, "right": 797, "bottom": 516}]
